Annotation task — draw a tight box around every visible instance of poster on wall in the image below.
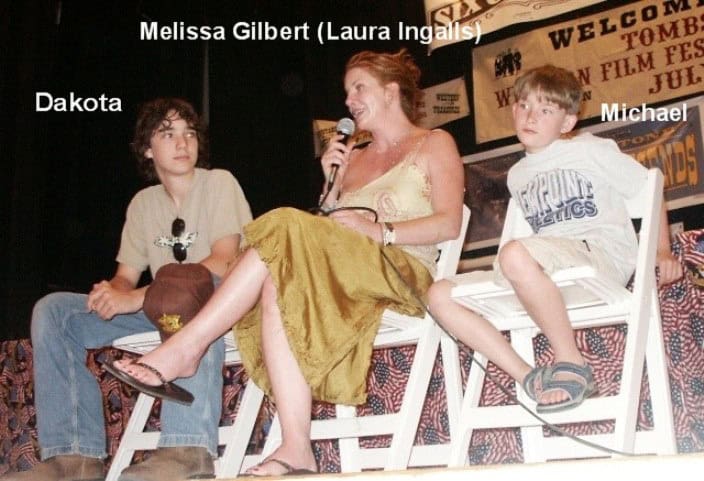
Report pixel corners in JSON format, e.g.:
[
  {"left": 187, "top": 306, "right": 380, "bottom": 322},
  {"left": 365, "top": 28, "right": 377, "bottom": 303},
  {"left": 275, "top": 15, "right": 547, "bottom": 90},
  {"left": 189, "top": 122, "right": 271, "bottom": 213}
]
[
  {"left": 472, "top": 0, "right": 704, "bottom": 143},
  {"left": 418, "top": 76, "right": 470, "bottom": 129},
  {"left": 463, "top": 96, "right": 704, "bottom": 251},
  {"left": 590, "top": 97, "right": 704, "bottom": 211},
  {"left": 424, "top": 0, "right": 605, "bottom": 52}
]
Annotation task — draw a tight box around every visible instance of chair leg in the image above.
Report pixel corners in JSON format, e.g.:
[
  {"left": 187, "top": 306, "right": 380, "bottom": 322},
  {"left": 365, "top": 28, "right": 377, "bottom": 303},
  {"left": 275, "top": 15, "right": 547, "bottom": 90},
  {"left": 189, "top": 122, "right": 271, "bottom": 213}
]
[
  {"left": 336, "top": 404, "right": 362, "bottom": 472},
  {"left": 105, "top": 394, "right": 157, "bottom": 481},
  {"left": 511, "top": 329, "right": 544, "bottom": 464},
  {"left": 641, "top": 291, "right": 676, "bottom": 455},
  {"left": 216, "top": 380, "right": 266, "bottom": 477},
  {"left": 261, "top": 413, "right": 281, "bottom": 460},
  {"left": 440, "top": 335, "right": 463, "bottom": 443},
  {"left": 385, "top": 324, "right": 442, "bottom": 470},
  {"left": 447, "top": 350, "right": 488, "bottom": 468},
  {"left": 108, "top": 376, "right": 265, "bottom": 480},
  {"left": 613, "top": 308, "right": 651, "bottom": 455}
]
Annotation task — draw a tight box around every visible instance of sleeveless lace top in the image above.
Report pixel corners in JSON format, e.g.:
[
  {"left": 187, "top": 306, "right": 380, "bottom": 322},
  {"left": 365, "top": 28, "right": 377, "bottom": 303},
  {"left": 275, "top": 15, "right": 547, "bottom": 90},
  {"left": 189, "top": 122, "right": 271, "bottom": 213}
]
[{"left": 337, "top": 133, "right": 437, "bottom": 274}]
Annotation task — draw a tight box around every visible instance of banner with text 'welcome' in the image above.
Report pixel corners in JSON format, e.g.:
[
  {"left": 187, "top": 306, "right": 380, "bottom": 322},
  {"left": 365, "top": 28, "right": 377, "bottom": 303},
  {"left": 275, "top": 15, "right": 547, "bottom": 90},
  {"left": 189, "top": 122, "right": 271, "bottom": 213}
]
[{"left": 472, "top": 0, "right": 704, "bottom": 143}]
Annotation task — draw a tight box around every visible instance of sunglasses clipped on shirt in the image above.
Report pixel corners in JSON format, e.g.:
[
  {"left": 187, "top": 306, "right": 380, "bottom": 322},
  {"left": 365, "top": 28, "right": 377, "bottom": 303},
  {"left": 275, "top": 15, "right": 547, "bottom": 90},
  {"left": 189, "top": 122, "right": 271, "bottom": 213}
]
[{"left": 172, "top": 217, "right": 187, "bottom": 262}]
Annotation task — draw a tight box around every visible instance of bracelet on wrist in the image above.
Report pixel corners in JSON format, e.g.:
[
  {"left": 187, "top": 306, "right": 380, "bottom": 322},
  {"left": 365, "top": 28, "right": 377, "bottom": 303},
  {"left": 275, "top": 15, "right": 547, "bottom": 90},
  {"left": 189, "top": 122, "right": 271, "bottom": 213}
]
[{"left": 382, "top": 222, "right": 396, "bottom": 246}]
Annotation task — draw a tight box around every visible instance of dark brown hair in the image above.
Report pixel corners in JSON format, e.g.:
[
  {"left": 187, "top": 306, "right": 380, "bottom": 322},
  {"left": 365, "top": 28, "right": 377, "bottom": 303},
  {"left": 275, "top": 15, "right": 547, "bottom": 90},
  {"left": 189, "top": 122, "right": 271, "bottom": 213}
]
[
  {"left": 345, "top": 48, "right": 423, "bottom": 123},
  {"left": 513, "top": 65, "right": 582, "bottom": 115},
  {"left": 131, "top": 98, "right": 210, "bottom": 182}
]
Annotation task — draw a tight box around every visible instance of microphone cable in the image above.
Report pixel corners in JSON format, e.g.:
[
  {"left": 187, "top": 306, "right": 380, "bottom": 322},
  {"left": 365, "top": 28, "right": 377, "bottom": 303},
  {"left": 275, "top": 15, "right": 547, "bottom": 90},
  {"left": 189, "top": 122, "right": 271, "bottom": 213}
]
[
  {"left": 315, "top": 139, "right": 372, "bottom": 213},
  {"left": 314, "top": 203, "right": 640, "bottom": 458}
]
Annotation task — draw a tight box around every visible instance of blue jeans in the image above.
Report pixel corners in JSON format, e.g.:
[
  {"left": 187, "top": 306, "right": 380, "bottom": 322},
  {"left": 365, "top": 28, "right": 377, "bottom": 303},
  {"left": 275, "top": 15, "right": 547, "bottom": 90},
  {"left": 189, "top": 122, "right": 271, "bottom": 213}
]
[{"left": 30, "top": 292, "right": 225, "bottom": 459}]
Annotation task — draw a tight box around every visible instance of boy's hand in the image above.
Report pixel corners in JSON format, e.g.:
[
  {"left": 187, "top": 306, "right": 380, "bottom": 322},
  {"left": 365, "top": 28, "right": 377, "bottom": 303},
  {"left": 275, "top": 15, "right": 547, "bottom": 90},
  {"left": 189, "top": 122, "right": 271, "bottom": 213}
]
[
  {"left": 87, "top": 280, "right": 142, "bottom": 320},
  {"left": 655, "top": 251, "right": 683, "bottom": 286}
]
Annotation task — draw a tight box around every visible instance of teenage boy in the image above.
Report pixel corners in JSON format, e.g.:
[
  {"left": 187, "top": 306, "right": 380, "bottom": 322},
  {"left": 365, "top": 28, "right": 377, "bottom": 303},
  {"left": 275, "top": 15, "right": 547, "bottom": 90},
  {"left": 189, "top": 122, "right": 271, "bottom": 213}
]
[
  {"left": 428, "top": 65, "right": 682, "bottom": 413},
  {"left": 2, "top": 98, "right": 252, "bottom": 481}
]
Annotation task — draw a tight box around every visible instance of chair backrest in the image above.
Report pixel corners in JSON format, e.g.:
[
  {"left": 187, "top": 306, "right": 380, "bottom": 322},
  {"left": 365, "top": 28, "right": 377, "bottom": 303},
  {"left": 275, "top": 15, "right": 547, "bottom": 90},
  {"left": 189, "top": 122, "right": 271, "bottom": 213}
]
[
  {"left": 434, "top": 204, "right": 471, "bottom": 281},
  {"left": 624, "top": 169, "right": 663, "bottom": 304},
  {"left": 498, "top": 168, "right": 663, "bottom": 309},
  {"left": 376, "top": 204, "right": 469, "bottom": 335}
]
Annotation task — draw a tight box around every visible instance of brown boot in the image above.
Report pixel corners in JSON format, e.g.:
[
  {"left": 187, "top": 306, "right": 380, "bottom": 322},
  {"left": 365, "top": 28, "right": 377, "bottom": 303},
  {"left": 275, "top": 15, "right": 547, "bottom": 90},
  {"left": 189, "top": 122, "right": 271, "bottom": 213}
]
[
  {"left": 117, "top": 447, "right": 214, "bottom": 481},
  {"left": 0, "top": 455, "right": 104, "bottom": 481}
]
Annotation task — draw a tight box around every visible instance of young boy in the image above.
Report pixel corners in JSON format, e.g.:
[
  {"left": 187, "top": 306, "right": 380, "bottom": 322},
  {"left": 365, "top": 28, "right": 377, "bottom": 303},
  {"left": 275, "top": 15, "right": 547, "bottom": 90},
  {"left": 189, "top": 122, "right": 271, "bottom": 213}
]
[
  {"left": 3, "top": 98, "right": 252, "bottom": 481},
  {"left": 428, "top": 65, "right": 682, "bottom": 413}
]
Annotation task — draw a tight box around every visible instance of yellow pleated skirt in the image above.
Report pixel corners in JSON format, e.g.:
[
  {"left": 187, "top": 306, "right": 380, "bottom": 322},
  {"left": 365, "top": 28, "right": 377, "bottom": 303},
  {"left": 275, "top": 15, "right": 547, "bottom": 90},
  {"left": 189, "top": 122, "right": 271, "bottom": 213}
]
[{"left": 233, "top": 207, "right": 433, "bottom": 405}]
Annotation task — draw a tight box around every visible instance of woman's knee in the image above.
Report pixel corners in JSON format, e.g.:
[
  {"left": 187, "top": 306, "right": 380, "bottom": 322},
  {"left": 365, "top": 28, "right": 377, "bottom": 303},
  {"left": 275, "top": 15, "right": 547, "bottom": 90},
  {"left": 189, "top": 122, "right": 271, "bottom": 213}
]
[{"left": 264, "top": 207, "right": 303, "bottom": 227}]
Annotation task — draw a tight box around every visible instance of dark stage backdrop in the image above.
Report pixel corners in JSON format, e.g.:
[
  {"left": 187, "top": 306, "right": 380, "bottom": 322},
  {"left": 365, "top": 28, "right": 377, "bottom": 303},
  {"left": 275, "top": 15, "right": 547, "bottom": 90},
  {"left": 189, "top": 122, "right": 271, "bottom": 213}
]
[
  {"left": 0, "top": 0, "right": 463, "bottom": 341},
  {"left": 1, "top": 1, "right": 209, "bottom": 340},
  {"left": 1, "top": 0, "right": 702, "bottom": 340}
]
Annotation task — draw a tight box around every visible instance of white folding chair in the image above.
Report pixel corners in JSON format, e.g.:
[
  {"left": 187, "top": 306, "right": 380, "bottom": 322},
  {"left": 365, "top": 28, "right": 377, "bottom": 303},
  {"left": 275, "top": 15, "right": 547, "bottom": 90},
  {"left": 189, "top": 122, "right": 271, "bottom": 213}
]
[
  {"left": 447, "top": 169, "right": 676, "bottom": 466},
  {"left": 261, "top": 205, "right": 471, "bottom": 472},
  {"left": 105, "top": 332, "right": 265, "bottom": 481}
]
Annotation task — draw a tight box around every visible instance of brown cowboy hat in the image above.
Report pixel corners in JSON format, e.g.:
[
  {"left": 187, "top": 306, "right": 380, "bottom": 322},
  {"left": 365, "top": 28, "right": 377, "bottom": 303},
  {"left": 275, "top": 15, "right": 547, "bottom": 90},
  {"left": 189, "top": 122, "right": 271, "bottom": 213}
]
[{"left": 143, "top": 263, "right": 214, "bottom": 340}]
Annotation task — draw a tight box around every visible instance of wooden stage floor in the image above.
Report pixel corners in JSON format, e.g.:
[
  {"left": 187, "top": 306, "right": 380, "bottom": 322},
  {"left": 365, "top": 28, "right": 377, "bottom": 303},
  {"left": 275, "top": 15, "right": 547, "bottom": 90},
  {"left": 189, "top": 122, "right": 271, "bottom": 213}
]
[{"left": 220, "top": 452, "right": 703, "bottom": 481}]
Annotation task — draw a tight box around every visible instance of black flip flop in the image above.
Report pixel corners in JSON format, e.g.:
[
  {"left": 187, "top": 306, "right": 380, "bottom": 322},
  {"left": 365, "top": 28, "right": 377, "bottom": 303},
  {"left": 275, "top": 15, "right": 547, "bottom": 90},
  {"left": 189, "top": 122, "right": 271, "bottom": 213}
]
[
  {"left": 243, "top": 458, "right": 317, "bottom": 477},
  {"left": 102, "top": 359, "right": 194, "bottom": 406}
]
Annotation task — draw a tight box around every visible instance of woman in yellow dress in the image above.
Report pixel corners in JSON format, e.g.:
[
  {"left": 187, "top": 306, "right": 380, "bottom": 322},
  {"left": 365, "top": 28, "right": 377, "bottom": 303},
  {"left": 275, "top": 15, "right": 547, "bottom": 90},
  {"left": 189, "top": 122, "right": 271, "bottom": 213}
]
[{"left": 106, "top": 48, "right": 465, "bottom": 476}]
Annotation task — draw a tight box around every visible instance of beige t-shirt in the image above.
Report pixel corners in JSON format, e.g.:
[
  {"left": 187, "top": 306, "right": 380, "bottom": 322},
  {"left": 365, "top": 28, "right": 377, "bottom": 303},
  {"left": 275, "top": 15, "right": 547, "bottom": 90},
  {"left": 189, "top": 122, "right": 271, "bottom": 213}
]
[{"left": 116, "top": 168, "right": 252, "bottom": 276}]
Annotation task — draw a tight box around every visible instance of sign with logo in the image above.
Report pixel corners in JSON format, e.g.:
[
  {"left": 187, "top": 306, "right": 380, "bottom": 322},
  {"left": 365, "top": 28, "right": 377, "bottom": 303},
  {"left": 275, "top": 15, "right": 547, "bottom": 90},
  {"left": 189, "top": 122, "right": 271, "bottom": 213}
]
[
  {"left": 418, "top": 76, "right": 470, "bottom": 129},
  {"left": 424, "top": 0, "right": 604, "bottom": 51}
]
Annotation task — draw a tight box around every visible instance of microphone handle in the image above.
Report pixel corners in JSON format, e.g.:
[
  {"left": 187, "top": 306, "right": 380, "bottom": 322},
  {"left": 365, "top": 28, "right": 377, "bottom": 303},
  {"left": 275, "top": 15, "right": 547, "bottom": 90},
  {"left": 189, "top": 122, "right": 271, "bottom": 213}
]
[
  {"left": 326, "top": 132, "right": 349, "bottom": 191},
  {"left": 327, "top": 164, "right": 339, "bottom": 192}
]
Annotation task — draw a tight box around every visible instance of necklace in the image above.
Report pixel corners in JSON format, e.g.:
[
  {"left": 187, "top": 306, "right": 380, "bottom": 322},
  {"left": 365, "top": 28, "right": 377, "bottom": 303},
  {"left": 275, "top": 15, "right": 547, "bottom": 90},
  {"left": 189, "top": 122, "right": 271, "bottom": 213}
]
[
  {"left": 368, "top": 134, "right": 415, "bottom": 171},
  {"left": 371, "top": 130, "right": 413, "bottom": 155}
]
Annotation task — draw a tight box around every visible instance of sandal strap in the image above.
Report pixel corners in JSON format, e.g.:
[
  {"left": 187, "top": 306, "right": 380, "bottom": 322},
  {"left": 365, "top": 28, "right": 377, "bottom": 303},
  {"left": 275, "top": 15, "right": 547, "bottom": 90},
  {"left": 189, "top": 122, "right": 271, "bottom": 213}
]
[
  {"left": 539, "top": 362, "right": 597, "bottom": 404},
  {"left": 132, "top": 361, "right": 167, "bottom": 385},
  {"left": 547, "top": 362, "right": 594, "bottom": 385},
  {"left": 521, "top": 366, "right": 547, "bottom": 402},
  {"left": 540, "top": 379, "right": 591, "bottom": 400},
  {"left": 269, "top": 459, "right": 296, "bottom": 473}
]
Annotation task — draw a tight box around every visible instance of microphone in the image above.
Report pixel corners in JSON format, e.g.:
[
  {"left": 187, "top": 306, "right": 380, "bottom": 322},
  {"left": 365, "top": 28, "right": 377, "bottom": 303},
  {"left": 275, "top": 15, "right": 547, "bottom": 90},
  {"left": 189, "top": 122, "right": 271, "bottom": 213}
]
[{"left": 327, "top": 117, "right": 356, "bottom": 191}]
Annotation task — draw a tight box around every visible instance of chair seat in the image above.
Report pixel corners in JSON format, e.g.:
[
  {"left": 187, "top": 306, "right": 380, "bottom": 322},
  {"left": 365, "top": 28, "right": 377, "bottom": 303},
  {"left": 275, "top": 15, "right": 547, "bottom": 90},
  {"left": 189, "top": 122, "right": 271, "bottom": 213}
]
[
  {"left": 113, "top": 330, "right": 242, "bottom": 363},
  {"left": 451, "top": 267, "right": 632, "bottom": 331}
]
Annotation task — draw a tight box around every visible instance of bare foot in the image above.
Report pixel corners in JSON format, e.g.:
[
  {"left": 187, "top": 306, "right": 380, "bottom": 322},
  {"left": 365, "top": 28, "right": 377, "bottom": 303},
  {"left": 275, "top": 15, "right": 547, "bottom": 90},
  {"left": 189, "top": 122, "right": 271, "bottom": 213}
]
[
  {"left": 113, "top": 339, "right": 205, "bottom": 386},
  {"left": 537, "top": 372, "right": 573, "bottom": 406}
]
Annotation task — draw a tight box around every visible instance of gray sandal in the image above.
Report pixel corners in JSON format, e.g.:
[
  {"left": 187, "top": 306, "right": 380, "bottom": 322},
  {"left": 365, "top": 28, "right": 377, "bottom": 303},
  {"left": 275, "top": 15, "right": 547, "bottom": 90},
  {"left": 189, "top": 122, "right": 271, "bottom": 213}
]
[
  {"left": 536, "top": 362, "right": 597, "bottom": 414},
  {"left": 521, "top": 366, "right": 547, "bottom": 403}
]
